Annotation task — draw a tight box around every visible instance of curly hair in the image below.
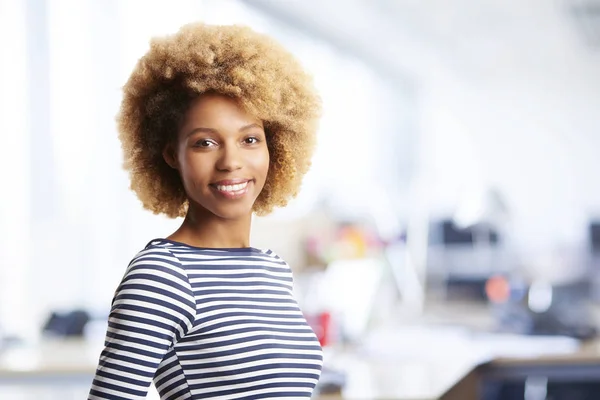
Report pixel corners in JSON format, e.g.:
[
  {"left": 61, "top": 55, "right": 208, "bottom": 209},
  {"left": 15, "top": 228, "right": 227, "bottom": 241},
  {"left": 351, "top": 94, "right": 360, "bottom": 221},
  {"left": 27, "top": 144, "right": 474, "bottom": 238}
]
[{"left": 117, "top": 22, "right": 321, "bottom": 218}]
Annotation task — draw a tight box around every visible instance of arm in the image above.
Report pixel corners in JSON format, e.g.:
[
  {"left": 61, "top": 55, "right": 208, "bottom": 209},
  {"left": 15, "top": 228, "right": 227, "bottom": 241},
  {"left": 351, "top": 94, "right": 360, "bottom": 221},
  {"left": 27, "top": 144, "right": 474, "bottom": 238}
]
[{"left": 88, "top": 249, "right": 196, "bottom": 400}]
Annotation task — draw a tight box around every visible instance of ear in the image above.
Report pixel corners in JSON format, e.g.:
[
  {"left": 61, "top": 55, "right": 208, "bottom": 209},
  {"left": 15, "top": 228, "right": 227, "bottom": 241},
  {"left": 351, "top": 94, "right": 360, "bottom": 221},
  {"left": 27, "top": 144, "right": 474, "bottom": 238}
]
[{"left": 162, "top": 143, "right": 179, "bottom": 170}]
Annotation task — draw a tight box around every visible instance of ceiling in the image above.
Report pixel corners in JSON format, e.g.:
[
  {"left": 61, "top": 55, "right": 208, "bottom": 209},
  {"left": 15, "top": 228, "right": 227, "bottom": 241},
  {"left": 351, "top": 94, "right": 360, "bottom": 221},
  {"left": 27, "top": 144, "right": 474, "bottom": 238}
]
[{"left": 249, "top": 0, "right": 600, "bottom": 87}]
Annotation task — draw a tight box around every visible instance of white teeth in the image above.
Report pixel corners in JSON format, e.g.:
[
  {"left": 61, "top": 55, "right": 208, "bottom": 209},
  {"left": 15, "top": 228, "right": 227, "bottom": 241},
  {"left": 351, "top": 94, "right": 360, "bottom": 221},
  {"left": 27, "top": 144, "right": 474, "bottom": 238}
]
[{"left": 216, "top": 181, "right": 248, "bottom": 192}]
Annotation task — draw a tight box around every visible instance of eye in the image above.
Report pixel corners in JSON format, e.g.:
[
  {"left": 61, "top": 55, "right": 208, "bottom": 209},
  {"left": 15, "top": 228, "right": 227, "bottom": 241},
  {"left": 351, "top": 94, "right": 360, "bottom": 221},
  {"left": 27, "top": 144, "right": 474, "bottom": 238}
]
[
  {"left": 194, "top": 139, "right": 217, "bottom": 148},
  {"left": 244, "top": 136, "right": 260, "bottom": 145}
]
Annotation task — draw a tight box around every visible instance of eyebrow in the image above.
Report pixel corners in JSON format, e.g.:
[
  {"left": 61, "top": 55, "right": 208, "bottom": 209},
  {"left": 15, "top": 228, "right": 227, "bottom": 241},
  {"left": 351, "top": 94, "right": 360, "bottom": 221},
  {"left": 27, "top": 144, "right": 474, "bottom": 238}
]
[{"left": 185, "top": 123, "right": 263, "bottom": 138}]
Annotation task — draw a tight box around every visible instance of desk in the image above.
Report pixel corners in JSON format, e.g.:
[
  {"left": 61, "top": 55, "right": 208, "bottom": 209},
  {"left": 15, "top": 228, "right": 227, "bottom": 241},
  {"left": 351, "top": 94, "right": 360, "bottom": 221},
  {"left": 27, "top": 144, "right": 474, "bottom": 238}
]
[
  {"left": 316, "top": 349, "right": 483, "bottom": 400},
  {"left": 1, "top": 330, "right": 599, "bottom": 399},
  {"left": 0, "top": 337, "right": 483, "bottom": 400},
  {"left": 474, "top": 340, "right": 600, "bottom": 400},
  {"left": 0, "top": 339, "right": 99, "bottom": 400},
  {"left": 481, "top": 338, "right": 600, "bottom": 382}
]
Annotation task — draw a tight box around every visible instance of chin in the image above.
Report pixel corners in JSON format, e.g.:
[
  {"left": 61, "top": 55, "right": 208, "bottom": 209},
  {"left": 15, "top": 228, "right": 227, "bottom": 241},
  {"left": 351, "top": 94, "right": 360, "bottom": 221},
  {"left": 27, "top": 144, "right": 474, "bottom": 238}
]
[{"left": 210, "top": 205, "right": 254, "bottom": 221}]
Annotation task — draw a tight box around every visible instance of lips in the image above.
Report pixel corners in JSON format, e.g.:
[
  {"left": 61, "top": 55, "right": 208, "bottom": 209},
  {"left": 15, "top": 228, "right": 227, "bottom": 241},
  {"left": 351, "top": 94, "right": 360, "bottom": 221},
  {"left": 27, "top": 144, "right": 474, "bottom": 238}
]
[
  {"left": 216, "top": 181, "right": 248, "bottom": 192},
  {"left": 210, "top": 179, "right": 253, "bottom": 199}
]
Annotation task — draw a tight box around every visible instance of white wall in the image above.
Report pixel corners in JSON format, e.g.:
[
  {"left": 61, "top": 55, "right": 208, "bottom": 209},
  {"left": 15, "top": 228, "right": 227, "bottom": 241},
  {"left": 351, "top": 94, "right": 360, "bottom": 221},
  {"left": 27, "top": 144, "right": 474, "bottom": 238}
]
[
  {"left": 418, "top": 64, "right": 600, "bottom": 247},
  {"left": 0, "top": 0, "right": 32, "bottom": 337}
]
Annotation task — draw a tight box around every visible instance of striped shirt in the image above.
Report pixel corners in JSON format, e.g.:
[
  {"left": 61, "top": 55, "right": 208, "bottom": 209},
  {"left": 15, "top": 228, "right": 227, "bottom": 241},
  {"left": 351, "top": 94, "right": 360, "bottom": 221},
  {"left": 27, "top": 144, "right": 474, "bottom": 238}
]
[{"left": 89, "top": 239, "right": 323, "bottom": 399}]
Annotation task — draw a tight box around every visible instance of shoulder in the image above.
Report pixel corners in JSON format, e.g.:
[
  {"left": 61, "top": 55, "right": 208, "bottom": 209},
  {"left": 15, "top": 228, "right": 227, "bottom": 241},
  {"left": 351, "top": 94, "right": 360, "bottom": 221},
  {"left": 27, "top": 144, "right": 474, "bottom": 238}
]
[
  {"left": 124, "top": 241, "right": 188, "bottom": 284},
  {"left": 249, "top": 247, "right": 285, "bottom": 263},
  {"left": 253, "top": 248, "right": 296, "bottom": 274}
]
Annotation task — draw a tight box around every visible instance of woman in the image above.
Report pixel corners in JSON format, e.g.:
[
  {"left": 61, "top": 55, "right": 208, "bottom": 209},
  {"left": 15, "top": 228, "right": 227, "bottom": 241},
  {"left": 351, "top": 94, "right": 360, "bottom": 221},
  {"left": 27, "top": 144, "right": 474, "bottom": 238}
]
[{"left": 89, "top": 22, "right": 323, "bottom": 399}]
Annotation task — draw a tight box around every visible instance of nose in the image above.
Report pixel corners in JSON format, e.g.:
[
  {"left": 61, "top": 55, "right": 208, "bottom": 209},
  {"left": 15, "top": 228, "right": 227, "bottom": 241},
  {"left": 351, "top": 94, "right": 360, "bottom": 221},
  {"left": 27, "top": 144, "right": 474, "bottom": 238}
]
[{"left": 215, "top": 143, "right": 243, "bottom": 172}]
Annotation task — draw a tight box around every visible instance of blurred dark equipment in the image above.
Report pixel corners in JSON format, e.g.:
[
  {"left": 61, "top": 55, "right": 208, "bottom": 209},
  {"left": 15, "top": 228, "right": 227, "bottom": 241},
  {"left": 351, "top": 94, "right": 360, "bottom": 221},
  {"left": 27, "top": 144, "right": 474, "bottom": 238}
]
[
  {"left": 588, "top": 221, "right": 600, "bottom": 253},
  {"left": 429, "top": 219, "right": 502, "bottom": 301},
  {"left": 42, "top": 309, "right": 90, "bottom": 337},
  {"left": 440, "top": 219, "right": 500, "bottom": 245},
  {"left": 315, "top": 367, "right": 347, "bottom": 396},
  {"left": 587, "top": 220, "right": 600, "bottom": 302},
  {"left": 588, "top": 220, "right": 600, "bottom": 273},
  {"left": 491, "top": 279, "right": 597, "bottom": 340}
]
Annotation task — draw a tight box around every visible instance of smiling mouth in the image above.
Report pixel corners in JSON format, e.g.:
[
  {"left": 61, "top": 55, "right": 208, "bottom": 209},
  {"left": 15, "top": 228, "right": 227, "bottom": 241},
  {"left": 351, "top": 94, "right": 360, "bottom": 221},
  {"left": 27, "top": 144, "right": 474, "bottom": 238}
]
[
  {"left": 210, "top": 180, "right": 252, "bottom": 199},
  {"left": 215, "top": 181, "right": 249, "bottom": 192}
]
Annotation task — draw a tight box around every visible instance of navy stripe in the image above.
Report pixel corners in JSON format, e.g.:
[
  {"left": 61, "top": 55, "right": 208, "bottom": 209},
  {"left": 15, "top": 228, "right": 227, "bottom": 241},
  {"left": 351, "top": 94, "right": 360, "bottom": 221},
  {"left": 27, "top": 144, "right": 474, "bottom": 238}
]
[
  {"left": 189, "top": 272, "right": 293, "bottom": 281},
  {"left": 165, "top": 387, "right": 192, "bottom": 399},
  {"left": 189, "top": 381, "right": 316, "bottom": 397},
  {"left": 103, "top": 341, "right": 166, "bottom": 360},
  {"left": 98, "top": 351, "right": 157, "bottom": 369},
  {"left": 129, "top": 256, "right": 183, "bottom": 271},
  {"left": 123, "top": 270, "right": 190, "bottom": 288},
  {"left": 113, "top": 292, "right": 194, "bottom": 319},
  {"left": 110, "top": 311, "right": 180, "bottom": 334},
  {"left": 179, "top": 343, "right": 323, "bottom": 361},
  {"left": 91, "top": 378, "right": 148, "bottom": 396},
  {"left": 155, "top": 357, "right": 179, "bottom": 374},
  {"left": 94, "top": 369, "right": 148, "bottom": 388},
  {"left": 182, "top": 351, "right": 323, "bottom": 370},
  {"left": 182, "top": 325, "right": 315, "bottom": 341},
  {"left": 187, "top": 362, "right": 322, "bottom": 380},
  {"left": 198, "top": 303, "right": 299, "bottom": 314},
  {"left": 160, "top": 378, "right": 190, "bottom": 397},
  {"left": 117, "top": 284, "right": 195, "bottom": 308},
  {"left": 107, "top": 331, "right": 173, "bottom": 350},
  {"left": 155, "top": 369, "right": 183, "bottom": 389},
  {"left": 111, "top": 304, "right": 191, "bottom": 341},
  {"left": 181, "top": 333, "right": 318, "bottom": 351},
  {"left": 89, "top": 388, "right": 132, "bottom": 400},
  {"left": 197, "top": 296, "right": 297, "bottom": 305},
  {"left": 197, "top": 318, "right": 309, "bottom": 335},
  {"left": 193, "top": 281, "right": 293, "bottom": 290},
  {"left": 194, "top": 288, "right": 291, "bottom": 296},
  {"left": 107, "top": 321, "right": 174, "bottom": 344},
  {"left": 184, "top": 264, "right": 289, "bottom": 273},
  {"left": 98, "top": 361, "right": 155, "bottom": 378},
  {"left": 191, "top": 372, "right": 320, "bottom": 389},
  {"left": 236, "top": 392, "right": 311, "bottom": 400}
]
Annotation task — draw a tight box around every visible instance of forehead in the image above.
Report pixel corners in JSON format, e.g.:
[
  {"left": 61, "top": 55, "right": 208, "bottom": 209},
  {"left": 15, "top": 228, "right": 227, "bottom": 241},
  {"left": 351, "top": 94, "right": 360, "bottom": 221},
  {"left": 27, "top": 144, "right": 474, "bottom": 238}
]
[{"left": 183, "top": 93, "right": 262, "bottom": 127}]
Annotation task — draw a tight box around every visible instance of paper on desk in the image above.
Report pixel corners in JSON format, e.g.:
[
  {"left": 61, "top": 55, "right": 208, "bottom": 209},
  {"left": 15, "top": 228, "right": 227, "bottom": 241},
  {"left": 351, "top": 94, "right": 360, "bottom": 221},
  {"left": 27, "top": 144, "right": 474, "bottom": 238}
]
[
  {"left": 470, "top": 332, "right": 580, "bottom": 359},
  {"left": 360, "top": 326, "right": 580, "bottom": 363}
]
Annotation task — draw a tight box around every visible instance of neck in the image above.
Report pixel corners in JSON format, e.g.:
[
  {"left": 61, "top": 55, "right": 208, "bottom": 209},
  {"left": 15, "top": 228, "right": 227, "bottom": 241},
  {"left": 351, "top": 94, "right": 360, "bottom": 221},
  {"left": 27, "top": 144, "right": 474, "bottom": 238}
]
[{"left": 168, "top": 207, "right": 253, "bottom": 249}]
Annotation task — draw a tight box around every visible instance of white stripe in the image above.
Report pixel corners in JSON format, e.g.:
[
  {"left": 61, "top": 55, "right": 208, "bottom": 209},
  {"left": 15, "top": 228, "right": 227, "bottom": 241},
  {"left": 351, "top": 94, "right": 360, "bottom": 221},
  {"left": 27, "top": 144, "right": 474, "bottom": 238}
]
[
  {"left": 196, "top": 298, "right": 297, "bottom": 309},
  {"left": 184, "top": 367, "right": 321, "bottom": 385},
  {"left": 197, "top": 314, "right": 308, "bottom": 331},
  {"left": 90, "top": 379, "right": 148, "bottom": 395},
  {"left": 191, "top": 377, "right": 319, "bottom": 396},
  {"left": 193, "top": 321, "right": 315, "bottom": 336},
  {"left": 110, "top": 308, "right": 189, "bottom": 338},
  {"left": 178, "top": 337, "right": 319, "bottom": 356},
  {"left": 111, "top": 297, "right": 195, "bottom": 326},
  {"left": 196, "top": 292, "right": 293, "bottom": 301},
  {"left": 179, "top": 347, "right": 323, "bottom": 365},
  {"left": 195, "top": 305, "right": 302, "bottom": 320},
  {"left": 183, "top": 357, "right": 322, "bottom": 375},
  {"left": 179, "top": 328, "right": 317, "bottom": 346},
  {"left": 96, "top": 364, "right": 156, "bottom": 382},
  {"left": 103, "top": 333, "right": 170, "bottom": 354},
  {"left": 114, "top": 289, "right": 195, "bottom": 317},
  {"left": 210, "top": 385, "right": 313, "bottom": 400}
]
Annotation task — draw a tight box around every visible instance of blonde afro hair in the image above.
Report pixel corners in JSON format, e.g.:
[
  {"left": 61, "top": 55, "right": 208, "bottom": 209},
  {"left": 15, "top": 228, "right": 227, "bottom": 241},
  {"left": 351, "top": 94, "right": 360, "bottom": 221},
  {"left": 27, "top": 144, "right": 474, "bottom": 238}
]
[{"left": 118, "top": 22, "right": 321, "bottom": 218}]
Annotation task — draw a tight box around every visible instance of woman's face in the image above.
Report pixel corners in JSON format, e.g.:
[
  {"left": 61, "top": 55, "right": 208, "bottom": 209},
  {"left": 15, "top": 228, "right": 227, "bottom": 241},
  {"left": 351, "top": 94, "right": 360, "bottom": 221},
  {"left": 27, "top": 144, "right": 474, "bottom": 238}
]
[{"left": 166, "top": 93, "right": 270, "bottom": 221}]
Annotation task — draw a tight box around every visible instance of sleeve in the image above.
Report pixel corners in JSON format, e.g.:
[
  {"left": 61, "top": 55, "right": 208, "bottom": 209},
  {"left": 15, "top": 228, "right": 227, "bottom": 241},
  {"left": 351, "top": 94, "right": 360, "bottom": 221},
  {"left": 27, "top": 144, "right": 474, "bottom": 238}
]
[{"left": 88, "top": 249, "right": 196, "bottom": 400}]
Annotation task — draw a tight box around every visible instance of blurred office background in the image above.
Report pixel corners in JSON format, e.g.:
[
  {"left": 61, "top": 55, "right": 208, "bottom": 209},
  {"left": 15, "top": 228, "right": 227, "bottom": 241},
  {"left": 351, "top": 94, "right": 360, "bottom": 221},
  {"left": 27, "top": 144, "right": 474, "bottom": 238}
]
[{"left": 2, "top": 0, "right": 600, "bottom": 399}]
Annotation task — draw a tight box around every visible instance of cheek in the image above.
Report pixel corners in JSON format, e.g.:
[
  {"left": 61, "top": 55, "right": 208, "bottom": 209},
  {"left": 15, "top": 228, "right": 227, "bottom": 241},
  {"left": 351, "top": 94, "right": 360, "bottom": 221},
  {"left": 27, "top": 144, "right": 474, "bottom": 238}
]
[
  {"left": 178, "top": 152, "right": 208, "bottom": 183},
  {"left": 257, "top": 148, "right": 270, "bottom": 179}
]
